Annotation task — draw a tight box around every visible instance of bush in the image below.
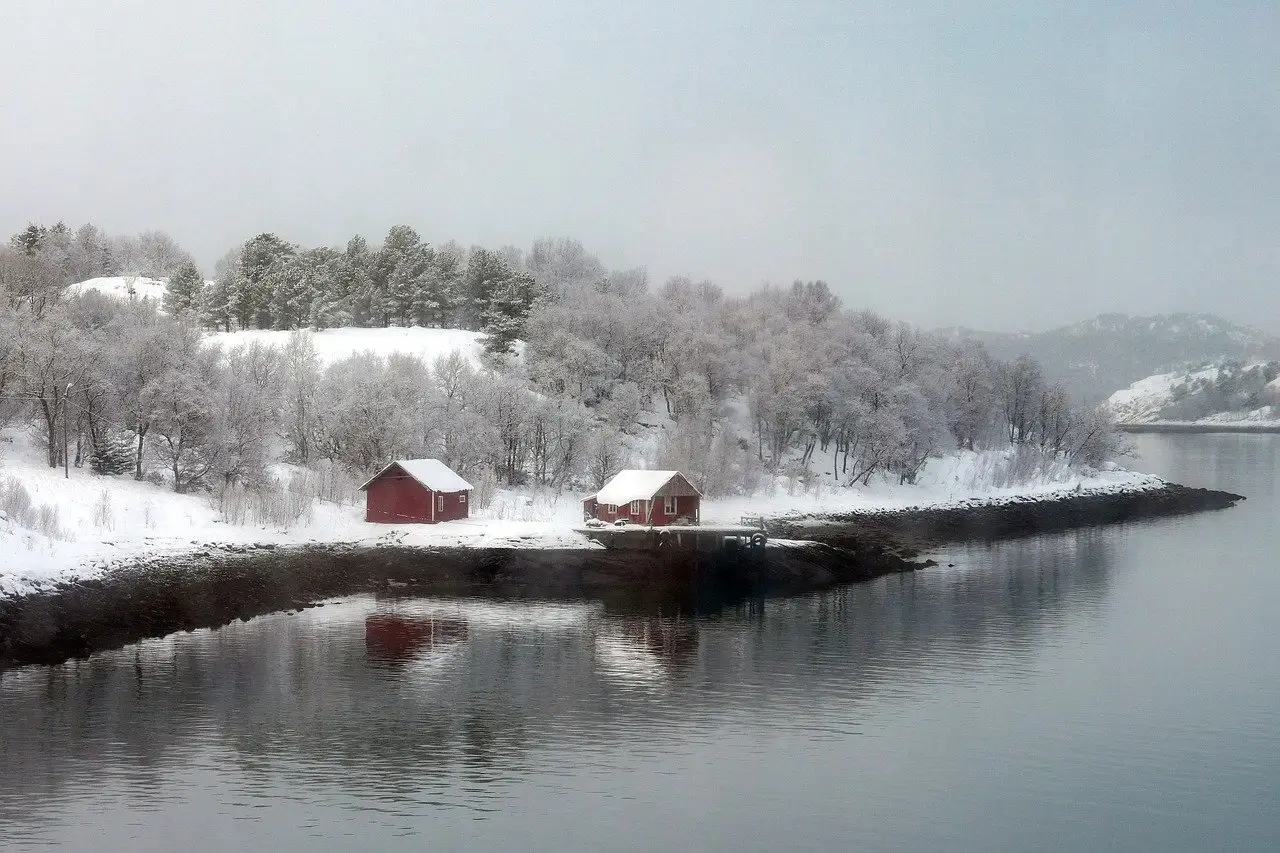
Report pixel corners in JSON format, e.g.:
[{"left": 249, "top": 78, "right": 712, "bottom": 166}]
[
  {"left": 0, "top": 476, "right": 68, "bottom": 541},
  {"left": 92, "top": 489, "right": 115, "bottom": 531}
]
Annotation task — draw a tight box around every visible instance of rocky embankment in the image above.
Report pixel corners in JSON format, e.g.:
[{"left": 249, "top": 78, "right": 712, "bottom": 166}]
[
  {"left": 0, "top": 482, "right": 1243, "bottom": 670},
  {"left": 767, "top": 483, "right": 1244, "bottom": 552}
]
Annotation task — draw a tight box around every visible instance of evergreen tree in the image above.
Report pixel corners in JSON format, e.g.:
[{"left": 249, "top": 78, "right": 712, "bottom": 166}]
[
  {"left": 462, "top": 247, "right": 507, "bottom": 330},
  {"left": 238, "top": 233, "right": 296, "bottom": 328},
  {"left": 90, "top": 430, "right": 135, "bottom": 475},
  {"left": 163, "top": 260, "right": 206, "bottom": 316},
  {"left": 343, "top": 235, "right": 376, "bottom": 326},
  {"left": 11, "top": 223, "right": 46, "bottom": 254},
  {"left": 411, "top": 250, "right": 460, "bottom": 327},
  {"left": 481, "top": 269, "right": 540, "bottom": 355}
]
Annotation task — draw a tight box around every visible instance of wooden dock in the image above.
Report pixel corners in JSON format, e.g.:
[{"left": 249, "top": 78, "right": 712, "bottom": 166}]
[{"left": 575, "top": 523, "right": 768, "bottom": 552}]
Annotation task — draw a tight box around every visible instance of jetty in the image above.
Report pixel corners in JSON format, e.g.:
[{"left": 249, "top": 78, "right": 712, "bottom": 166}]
[{"left": 575, "top": 520, "right": 768, "bottom": 552}]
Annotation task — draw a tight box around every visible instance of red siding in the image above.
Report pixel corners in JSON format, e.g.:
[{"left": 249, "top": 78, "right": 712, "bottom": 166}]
[
  {"left": 583, "top": 494, "right": 699, "bottom": 526},
  {"left": 365, "top": 466, "right": 471, "bottom": 524}
]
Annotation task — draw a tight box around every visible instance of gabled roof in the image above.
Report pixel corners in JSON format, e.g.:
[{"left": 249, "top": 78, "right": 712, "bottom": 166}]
[
  {"left": 359, "top": 459, "right": 474, "bottom": 493},
  {"left": 592, "top": 470, "right": 701, "bottom": 505}
]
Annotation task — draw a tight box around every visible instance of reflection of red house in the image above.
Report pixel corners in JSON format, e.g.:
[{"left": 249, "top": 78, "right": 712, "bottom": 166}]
[
  {"left": 365, "top": 614, "right": 469, "bottom": 661},
  {"left": 359, "top": 459, "right": 473, "bottom": 524},
  {"left": 583, "top": 470, "right": 701, "bottom": 526}
]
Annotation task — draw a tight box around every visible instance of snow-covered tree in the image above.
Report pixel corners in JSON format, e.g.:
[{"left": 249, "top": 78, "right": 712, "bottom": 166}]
[{"left": 163, "top": 260, "right": 205, "bottom": 316}]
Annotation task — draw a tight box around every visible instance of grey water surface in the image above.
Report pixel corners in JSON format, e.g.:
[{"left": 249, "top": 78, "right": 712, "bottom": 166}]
[{"left": 2, "top": 434, "right": 1277, "bottom": 852}]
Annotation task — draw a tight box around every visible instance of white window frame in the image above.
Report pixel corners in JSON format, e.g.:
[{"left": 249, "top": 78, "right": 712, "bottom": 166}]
[
  {"left": 630, "top": 500, "right": 642, "bottom": 516},
  {"left": 459, "top": 492, "right": 467, "bottom": 504},
  {"left": 664, "top": 496, "right": 677, "bottom": 515},
  {"left": 606, "top": 504, "right": 617, "bottom": 514},
  {"left": 436, "top": 494, "right": 444, "bottom": 512}
]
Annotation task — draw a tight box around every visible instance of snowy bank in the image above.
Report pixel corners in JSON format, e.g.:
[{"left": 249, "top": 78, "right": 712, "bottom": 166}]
[{"left": 0, "top": 437, "right": 1184, "bottom": 601}]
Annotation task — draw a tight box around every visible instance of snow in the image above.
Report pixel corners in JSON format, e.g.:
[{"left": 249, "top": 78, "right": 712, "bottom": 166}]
[
  {"left": 206, "top": 327, "right": 490, "bottom": 368},
  {"left": 362, "top": 459, "right": 475, "bottom": 493},
  {"left": 592, "top": 470, "right": 693, "bottom": 506},
  {"left": 1106, "top": 363, "right": 1279, "bottom": 425},
  {"left": 1104, "top": 367, "right": 1218, "bottom": 423},
  {"left": 65, "top": 276, "right": 167, "bottom": 304},
  {"left": 0, "top": 431, "right": 591, "bottom": 599},
  {"left": 700, "top": 446, "right": 1164, "bottom": 524},
  {"left": 0, "top": 432, "right": 1166, "bottom": 601}
]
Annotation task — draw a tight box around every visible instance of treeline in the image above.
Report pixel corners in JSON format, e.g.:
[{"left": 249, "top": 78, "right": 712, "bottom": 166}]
[
  {"left": 0, "top": 221, "right": 1122, "bottom": 504},
  {"left": 182, "top": 229, "right": 603, "bottom": 356}
]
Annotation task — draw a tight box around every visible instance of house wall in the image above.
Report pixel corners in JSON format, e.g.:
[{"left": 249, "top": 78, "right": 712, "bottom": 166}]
[
  {"left": 366, "top": 474, "right": 434, "bottom": 523},
  {"left": 584, "top": 495, "right": 699, "bottom": 526},
  {"left": 648, "top": 494, "right": 699, "bottom": 526},
  {"left": 432, "top": 490, "right": 470, "bottom": 522}
]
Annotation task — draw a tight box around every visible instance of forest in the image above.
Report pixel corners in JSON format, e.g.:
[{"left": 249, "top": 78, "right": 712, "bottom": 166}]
[{"left": 0, "top": 221, "right": 1122, "bottom": 511}]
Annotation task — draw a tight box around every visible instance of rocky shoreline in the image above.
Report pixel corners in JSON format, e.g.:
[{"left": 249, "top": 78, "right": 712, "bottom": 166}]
[
  {"left": 1117, "top": 422, "right": 1280, "bottom": 434},
  {"left": 0, "top": 482, "right": 1243, "bottom": 670}
]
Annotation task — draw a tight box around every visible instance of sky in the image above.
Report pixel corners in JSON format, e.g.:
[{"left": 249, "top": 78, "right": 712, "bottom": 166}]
[{"left": 2, "top": 0, "right": 1277, "bottom": 332}]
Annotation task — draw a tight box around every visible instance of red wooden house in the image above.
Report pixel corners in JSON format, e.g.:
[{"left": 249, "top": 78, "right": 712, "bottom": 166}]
[
  {"left": 583, "top": 470, "right": 701, "bottom": 526},
  {"left": 360, "top": 459, "right": 474, "bottom": 524}
]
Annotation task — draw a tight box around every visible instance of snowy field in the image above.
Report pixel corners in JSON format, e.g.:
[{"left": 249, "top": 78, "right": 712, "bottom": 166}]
[
  {"left": 0, "top": 429, "right": 1160, "bottom": 599},
  {"left": 65, "top": 275, "right": 168, "bottom": 304},
  {"left": 207, "top": 326, "right": 491, "bottom": 367}
]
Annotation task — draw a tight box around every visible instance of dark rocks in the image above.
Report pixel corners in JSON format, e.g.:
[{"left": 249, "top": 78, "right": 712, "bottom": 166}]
[{"left": 767, "top": 484, "right": 1244, "bottom": 551}]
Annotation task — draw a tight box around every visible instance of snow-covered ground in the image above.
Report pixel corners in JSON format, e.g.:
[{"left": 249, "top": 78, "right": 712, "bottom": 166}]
[
  {"left": 0, "top": 429, "right": 1161, "bottom": 599},
  {"left": 207, "top": 326, "right": 491, "bottom": 367},
  {"left": 65, "top": 275, "right": 168, "bottom": 304},
  {"left": 701, "top": 446, "right": 1162, "bottom": 523},
  {"left": 1106, "top": 364, "right": 1279, "bottom": 425}
]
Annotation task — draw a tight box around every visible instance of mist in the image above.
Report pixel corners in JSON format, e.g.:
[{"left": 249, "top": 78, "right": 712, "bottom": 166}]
[{"left": 3, "top": 1, "right": 1277, "bottom": 332}]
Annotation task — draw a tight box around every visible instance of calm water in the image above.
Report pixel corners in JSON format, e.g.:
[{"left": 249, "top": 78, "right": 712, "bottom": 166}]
[{"left": 2, "top": 434, "right": 1278, "bottom": 852}]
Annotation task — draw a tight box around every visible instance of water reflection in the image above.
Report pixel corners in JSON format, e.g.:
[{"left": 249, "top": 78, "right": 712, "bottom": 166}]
[
  {"left": 3, "top": 435, "right": 1277, "bottom": 851},
  {"left": 0, "top": 526, "right": 1115, "bottom": 848}
]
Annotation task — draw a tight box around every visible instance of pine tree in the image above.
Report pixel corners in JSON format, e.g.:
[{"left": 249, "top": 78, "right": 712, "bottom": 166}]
[
  {"left": 238, "top": 233, "right": 296, "bottom": 328},
  {"left": 411, "top": 251, "right": 459, "bottom": 327},
  {"left": 163, "top": 261, "right": 206, "bottom": 316},
  {"left": 90, "top": 431, "right": 135, "bottom": 475},
  {"left": 463, "top": 247, "right": 508, "bottom": 330},
  {"left": 482, "top": 269, "right": 539, "bottom": 355}
]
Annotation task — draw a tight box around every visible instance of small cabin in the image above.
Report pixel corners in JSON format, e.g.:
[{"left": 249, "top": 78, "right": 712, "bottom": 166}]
[
  {"left": 583, "top": 470, "right": 701, "bottom": 526},
  {"left": 360, "top": 459, "right": 473, "bottom": 524}
]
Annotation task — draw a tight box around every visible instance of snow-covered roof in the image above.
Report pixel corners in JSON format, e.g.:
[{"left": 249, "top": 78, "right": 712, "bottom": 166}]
[
  {"left": 592, "top": 470, "right": 700, "bottom": 505},
  {"left": 361, "top": 459, "right": 474, "bottom": 493}
]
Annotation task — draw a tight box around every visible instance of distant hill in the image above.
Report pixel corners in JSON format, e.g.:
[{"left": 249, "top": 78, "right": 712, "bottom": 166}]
[
  {"left": 939, "top": 313, "right": 1280, "bottom": 401},
  {"left": 1105, "top": 361, "right": 1280, "bottom": 424}
]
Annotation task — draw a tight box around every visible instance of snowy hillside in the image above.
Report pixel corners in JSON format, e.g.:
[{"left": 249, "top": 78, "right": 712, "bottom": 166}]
[
  {"left": 207, "top": 326, "right": 492, "bottom": 367},
  {"left": 944, "top": 313, "right": 1280, "bottom": 401},
  {"left": 65, "top": 275, "right": 167, "bottom": 303},
  {"left": 1106, "top": 362, "right": 1280, "bottom": 424}
]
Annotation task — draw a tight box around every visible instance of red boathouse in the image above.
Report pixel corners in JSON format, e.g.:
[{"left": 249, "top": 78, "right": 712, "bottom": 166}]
[
  {"left": 360, "top": 459, "right": 474, "bottom": 524},
  {"left": 583, "top": 470, "right": 701, "bottom": 526}
]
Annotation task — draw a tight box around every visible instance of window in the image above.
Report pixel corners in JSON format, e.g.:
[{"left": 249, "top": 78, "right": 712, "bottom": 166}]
[
  {"left": 630, "top": 500, "right": 642, "bottom": 516},
  {"left": 664, "top": 496, "right": 677, "bottom": 516},
  {"left": 436, "top": 494, "right": 444, "bottom": 512},
  {"left": 459, "top": 493, "right": 467, "bottom": 505},
  {"left": 606, "top": 504, "right": 616, "bottom": 514}
]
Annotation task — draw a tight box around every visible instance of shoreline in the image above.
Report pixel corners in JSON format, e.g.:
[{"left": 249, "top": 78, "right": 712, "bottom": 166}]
[
  {"left": 1118, "top": 422, "right": 1280, "bottom": 434},
  {"left": 0, "top": 481, "right": 1244, "bottom": 670}
]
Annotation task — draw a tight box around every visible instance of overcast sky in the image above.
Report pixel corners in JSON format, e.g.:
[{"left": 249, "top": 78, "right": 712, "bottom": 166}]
[{"left": 3, "top": 1, "right": 1277, "bottom": 332}]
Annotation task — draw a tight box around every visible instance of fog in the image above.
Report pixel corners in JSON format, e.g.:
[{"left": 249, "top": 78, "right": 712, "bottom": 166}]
[{"left": 3, "top": 1, "right": 1277, "bottom": 332}]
